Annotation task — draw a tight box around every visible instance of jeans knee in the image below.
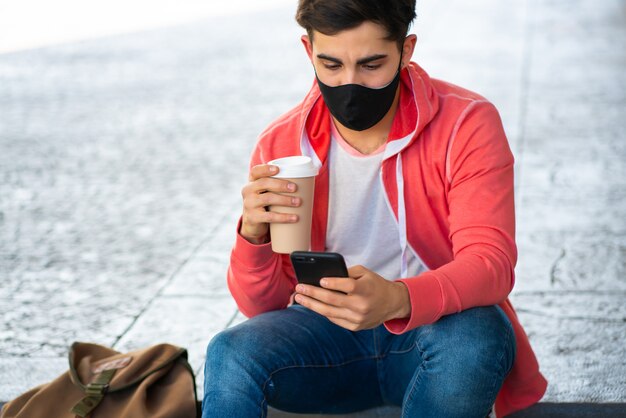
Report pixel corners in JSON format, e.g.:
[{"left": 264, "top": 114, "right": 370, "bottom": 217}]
[
  {"left": 419, "top": 306, "right": 516, "bottom": 386},
  {"left": 206, "top": 326, "right": 254, "bottom": 365},
  {"left": 205, "top": 330, "right": 229, "bottom": 375},
  {"left": 203, "top": 328, "right": 267, "bottom": 416},
  {"left": 403, "top": 307, "right": 515, "bottom": 417},
  {"left": 204, "top": 326, "right": 264, "bottom": 395},
  {"left": 206, "top": 330, "right": 227, "bottom": 364},
  {"left": 471, "top": 306, "right": 516, "bottom": 376}
]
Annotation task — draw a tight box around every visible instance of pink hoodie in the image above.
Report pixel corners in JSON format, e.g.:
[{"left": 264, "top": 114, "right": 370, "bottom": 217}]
[{"left": 228, "top": 62, "right": 547, "bottom": 416}]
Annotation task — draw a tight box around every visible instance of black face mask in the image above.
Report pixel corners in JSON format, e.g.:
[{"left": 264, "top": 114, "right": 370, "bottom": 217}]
[{"left": 316, "top": 60, "right": 402, "bottom": 131}]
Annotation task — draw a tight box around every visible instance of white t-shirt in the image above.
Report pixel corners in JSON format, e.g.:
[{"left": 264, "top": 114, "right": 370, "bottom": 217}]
[{"left": 325, "top": 121, "right": 426, "bottom": 280}]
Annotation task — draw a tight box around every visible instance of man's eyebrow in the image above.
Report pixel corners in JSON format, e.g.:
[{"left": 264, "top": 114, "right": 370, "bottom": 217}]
[
  {"left": 316, "top": 53, "right": 388, "bottom": 65},
  {"left": 316, "top": 53, "right": 342, "bottom": 64},
  {"left": 357, "top": 54, "right": 388, "bottom": 65}
]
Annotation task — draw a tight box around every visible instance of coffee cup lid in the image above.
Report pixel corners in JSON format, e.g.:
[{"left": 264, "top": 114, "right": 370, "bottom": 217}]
[{"left": 268, "top": 156, "right": 319, "bottom": 178}]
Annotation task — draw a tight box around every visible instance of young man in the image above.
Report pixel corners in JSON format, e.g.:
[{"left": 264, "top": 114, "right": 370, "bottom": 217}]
[{"left": 203, "top": 1, "right": 547, "bottom": 417}]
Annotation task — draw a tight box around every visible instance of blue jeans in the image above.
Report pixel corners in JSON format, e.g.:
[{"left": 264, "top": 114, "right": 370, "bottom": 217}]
[{"left": 202, "top": 304, "right": 515, "bottom": 418}]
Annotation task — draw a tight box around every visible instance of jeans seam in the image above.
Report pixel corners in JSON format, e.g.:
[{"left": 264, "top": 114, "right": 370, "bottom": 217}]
[
  {"left": 401, "top": 339, "right": 427, "bottom": 418},
  {"left": 400, "top": 325, "right": 431, "bottom": 418},
  {"left": 373, "top": 327, "right": 380, "bottom": 355},
  {"left": 373, "top": 327, "right": 385, "bottom": 401},
  {"left": 378, "top": 339, "right": 421, "bottom": 404},
  {"left": 388, "top": 341, "right": 418, "bottom": 355}
]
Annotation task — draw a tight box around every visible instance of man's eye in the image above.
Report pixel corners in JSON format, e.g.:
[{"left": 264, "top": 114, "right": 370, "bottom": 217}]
[
  {"left": 324, "top": 63, "right": 341, "bottom": 70},
  {"left": 363, "top": 64, "right": 381, "bottom": 71}
]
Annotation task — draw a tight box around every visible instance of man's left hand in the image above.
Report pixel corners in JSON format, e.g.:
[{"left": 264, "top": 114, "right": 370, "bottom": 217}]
[{"left": 294, "top": 265, "right": 411, "bottom": 331}]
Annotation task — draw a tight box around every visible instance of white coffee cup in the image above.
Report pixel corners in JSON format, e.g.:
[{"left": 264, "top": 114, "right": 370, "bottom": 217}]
[{"left": 268, "top": 156, "right": 318, "bottom": 254}]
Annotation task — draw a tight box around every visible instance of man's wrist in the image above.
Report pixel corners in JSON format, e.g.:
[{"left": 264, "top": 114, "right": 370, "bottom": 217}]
[
  {"left": 239, "top": 224, "right": 270, "bottom": 245},
  {"left": 391, "top": 281, "right": 411, "bottom": 320}
]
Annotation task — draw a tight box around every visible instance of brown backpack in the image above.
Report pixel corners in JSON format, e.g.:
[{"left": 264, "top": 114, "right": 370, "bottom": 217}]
[{"left": 1, "top": 342, "right": 199, "bottom": 418}]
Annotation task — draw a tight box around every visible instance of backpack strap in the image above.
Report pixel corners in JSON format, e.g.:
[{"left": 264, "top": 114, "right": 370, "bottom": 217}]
[{"left": 70, "top": 368, "right": 117, "bottom": 418}]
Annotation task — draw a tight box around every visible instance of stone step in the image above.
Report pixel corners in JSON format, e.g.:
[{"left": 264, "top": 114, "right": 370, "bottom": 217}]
[
  {"left": 268, "top": 403, "right": 626, "bottom": 418},
  {"left": 2, "top": 402, "right": 626, "bottom": 417}
]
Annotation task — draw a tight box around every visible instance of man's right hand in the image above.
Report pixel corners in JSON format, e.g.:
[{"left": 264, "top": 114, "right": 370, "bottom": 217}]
[{"left": 240, "top": 164, "right": 301, "bottom": 244}]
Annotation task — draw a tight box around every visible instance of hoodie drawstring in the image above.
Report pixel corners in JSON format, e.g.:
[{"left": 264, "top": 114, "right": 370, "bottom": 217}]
[{"left": 396, "top": 153, "right": 409, "bottom": 278}]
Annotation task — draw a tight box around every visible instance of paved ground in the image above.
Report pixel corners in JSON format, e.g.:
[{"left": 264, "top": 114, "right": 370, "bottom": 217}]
[{"left": 0, "top": 0, "right": 624, "bottom": 415}]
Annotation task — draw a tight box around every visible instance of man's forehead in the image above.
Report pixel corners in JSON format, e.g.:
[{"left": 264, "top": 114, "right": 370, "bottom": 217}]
[
  {"left": 311, "top": 21, "right": 392, "bottom": 46},
  {"left": 311, "top": 29, "right": 395, "bottom": 58}
]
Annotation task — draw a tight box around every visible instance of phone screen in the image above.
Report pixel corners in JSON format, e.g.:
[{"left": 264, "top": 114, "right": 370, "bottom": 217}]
[{"left": 290, "top": 251, "right": 349, "bottom": 286}]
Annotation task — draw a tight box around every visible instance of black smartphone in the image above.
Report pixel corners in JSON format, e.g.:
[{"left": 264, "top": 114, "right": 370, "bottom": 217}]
[{"left": 290, "top": 251, "right": 349, "bottom": 286}]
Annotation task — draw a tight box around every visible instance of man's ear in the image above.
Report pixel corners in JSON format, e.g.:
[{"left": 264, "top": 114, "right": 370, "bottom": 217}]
[
  {"left": 301, "top": 34, "right": 314, "bottom": 62},
  {"left": 401, "top": 34, "right": 417, "bottom": 68}
]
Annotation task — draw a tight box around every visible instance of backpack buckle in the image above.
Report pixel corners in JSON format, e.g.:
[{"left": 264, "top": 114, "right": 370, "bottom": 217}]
[{"left": 85, "top": 382, "right": 109, "bottom": 396}]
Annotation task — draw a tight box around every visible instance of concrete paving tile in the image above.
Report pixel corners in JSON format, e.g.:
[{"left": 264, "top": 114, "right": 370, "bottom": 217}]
[
  {"left": 0, "top": 293, "right": 138, "bottom": 357},
  {"left": 196, "top": 209, "right": 240, "bottom": 256},
  {"left": 519, "top": 145, "right": 622, "bottom": 190},
  {"left": 515, "top": 144, "right": 624, "bottom": 294},
  {"left": 162, "top": 257, "right": 230, "bottom": 298},
  {"left": 523, "top": 104, "right": 624, "bottom": 151},
  {"left": 510, "top": 291, "right": 626, "bottom": 324},
  {"left": 195, "top": 361, "right": 206, "bottom": 400},
  {"left": 0, "top": 357, "right": 67, "bottom": 401},
  {"left": 114, "top": 296, "right": 238, "bottom": 375},
  {"left": 190, "top": 212, "right": 240, "bottom": 267},
  {"left": 515, "top": 311, "right": 626, "bottom": 402},
  {"left": 515, "top": 230, "right": 625, "bottom": 293},
  {"left": 518, "top": 200, "right": 622, "bottom": 237},
  {"left": 161, "top": 210, "right": 240, "bottom": 298},
  {"left": 522, "top": 0, "right": 626, "bottom": 144}
]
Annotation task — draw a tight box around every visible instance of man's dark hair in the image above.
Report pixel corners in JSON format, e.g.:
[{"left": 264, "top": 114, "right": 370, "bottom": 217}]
[{"left": 296, "top": 0, "right": 417, "bottom": 50}]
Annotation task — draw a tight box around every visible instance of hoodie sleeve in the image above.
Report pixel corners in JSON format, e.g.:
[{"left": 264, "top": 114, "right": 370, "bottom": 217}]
[
  {"left": 226, "top": 143, "right": 298, "bottom": 318},
  {"left": 227, "top": 221, "right": 297, "bottom": 317},
  {"left": 385, "top": 100, "right": 517, "bottom": 333}
]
